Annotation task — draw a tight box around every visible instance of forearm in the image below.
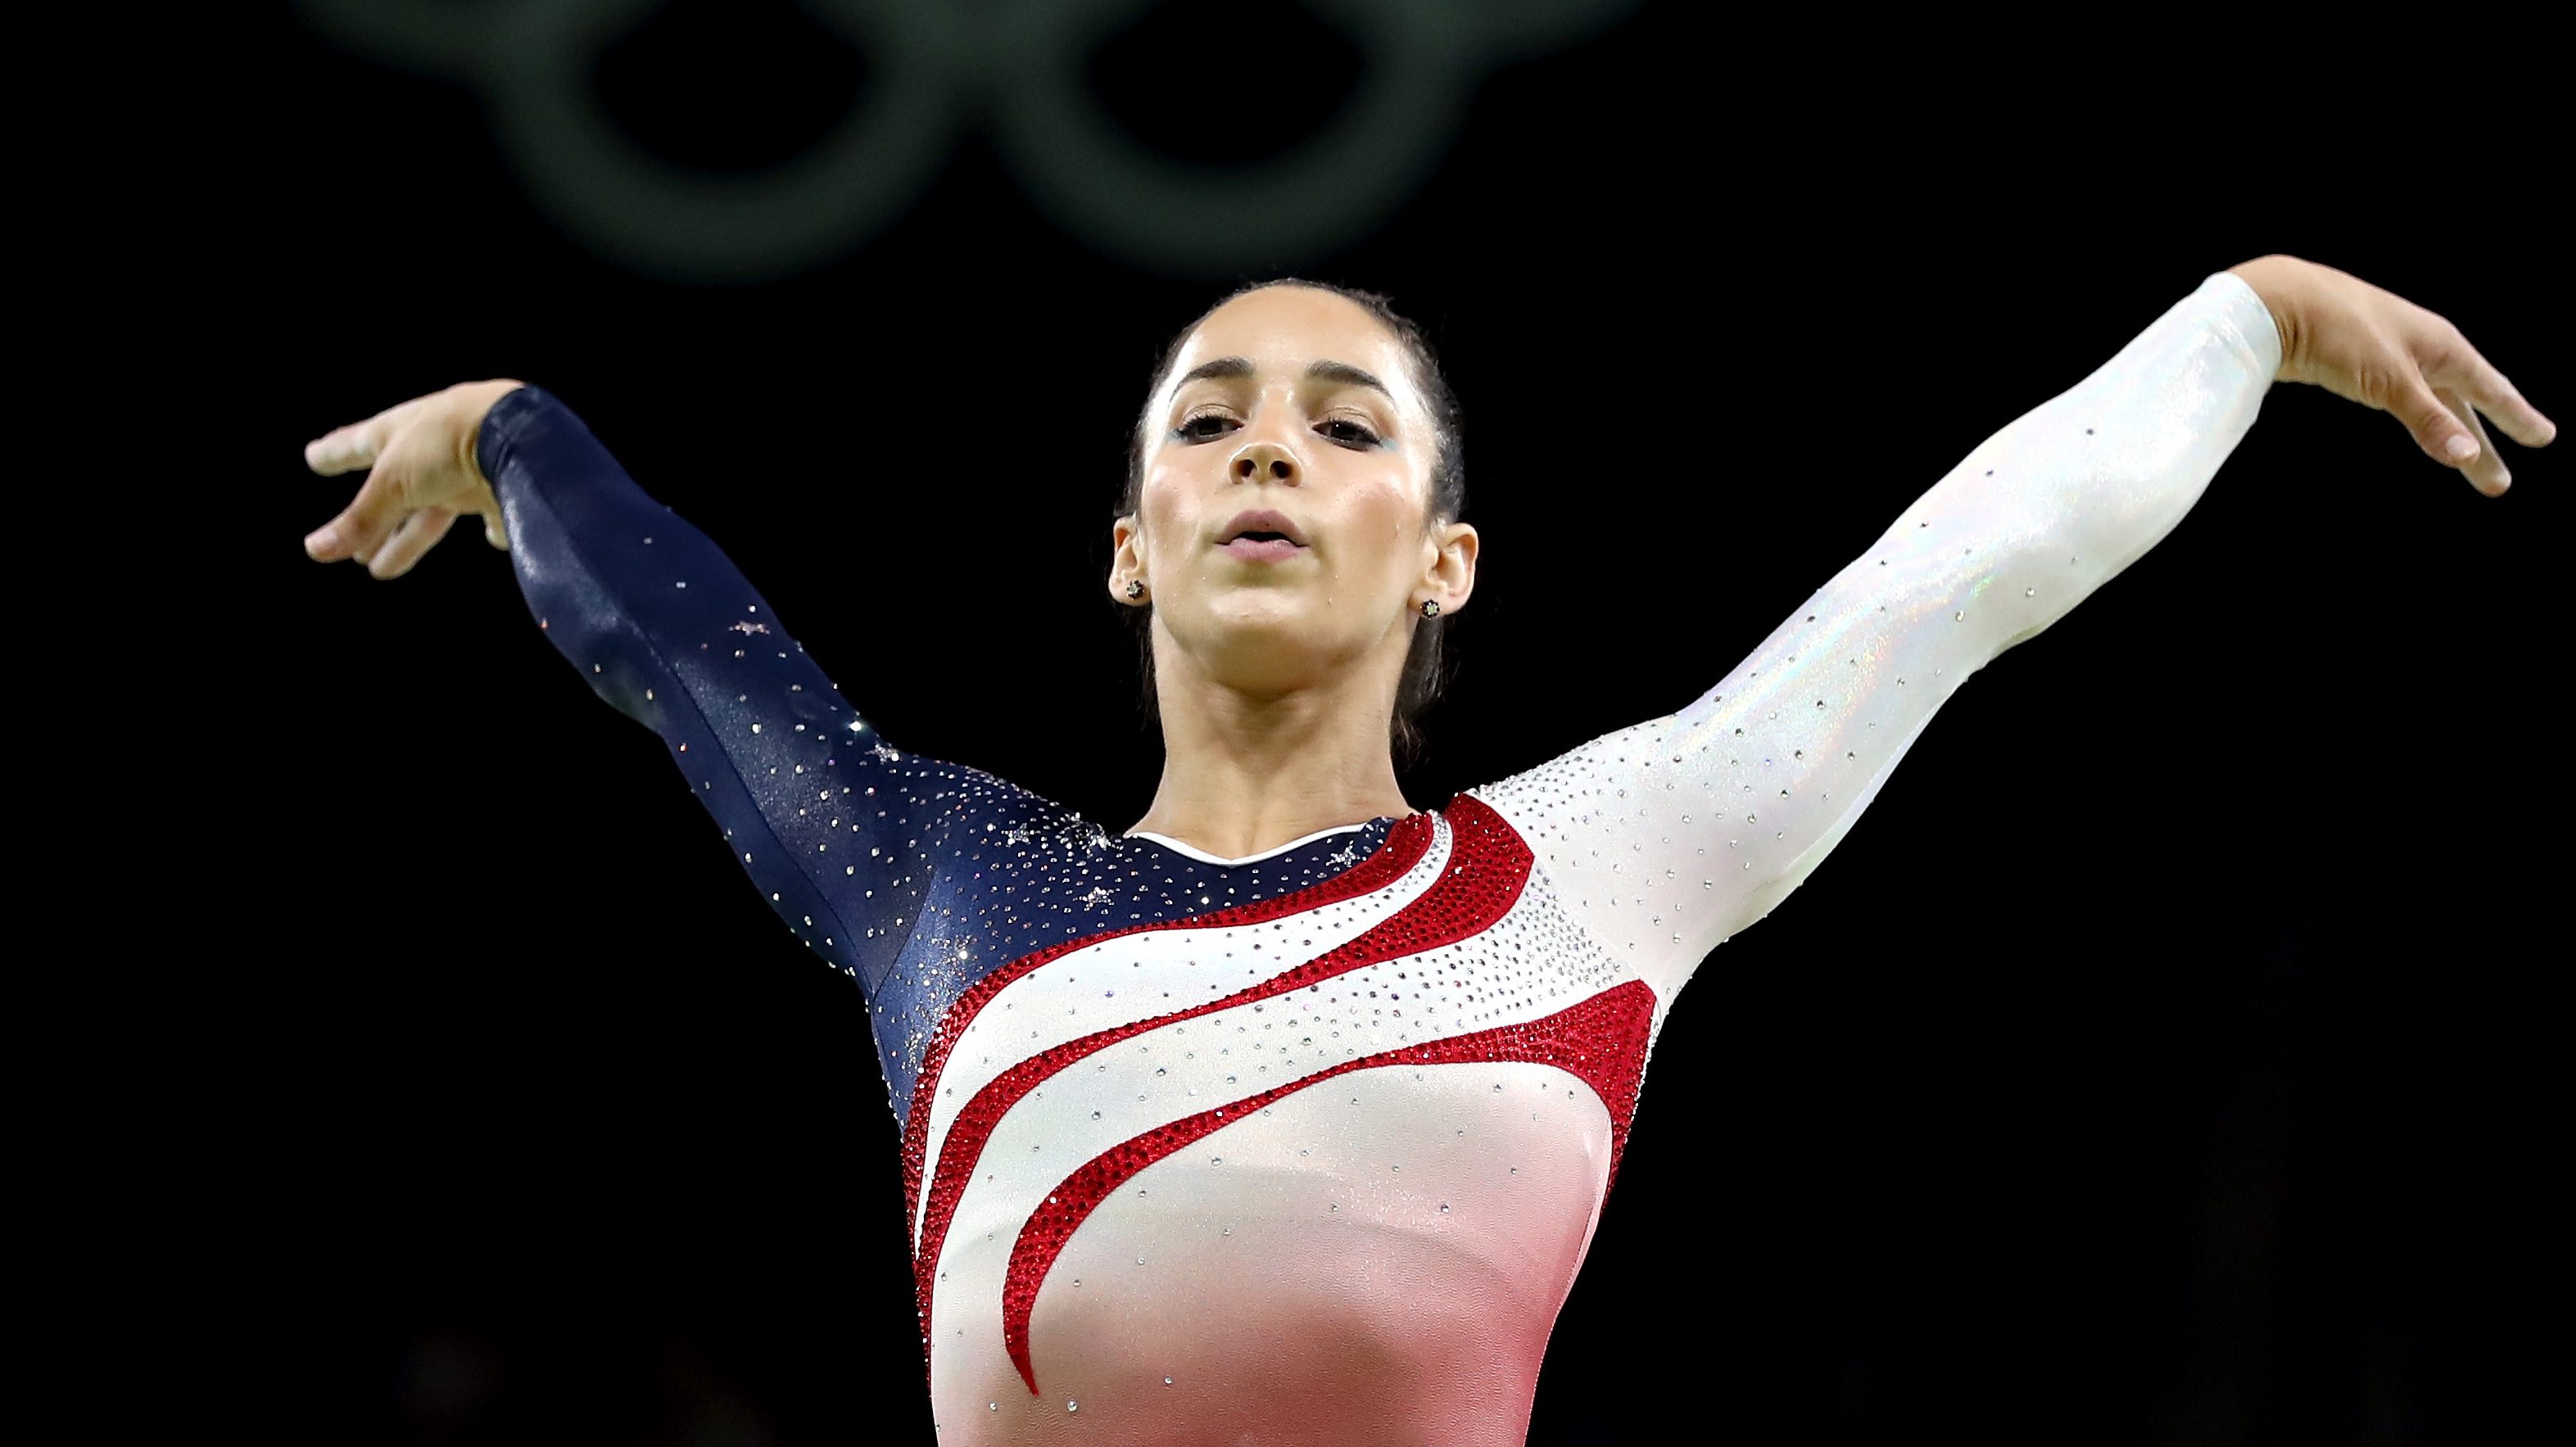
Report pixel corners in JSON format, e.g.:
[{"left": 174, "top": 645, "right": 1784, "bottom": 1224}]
[
  {"left": 478, "top": 385, "right": 763, "bottom": 734},
  {"left": 475, "top": 387, "right": 894, "bottom": 979},
  {"left": 1872, "top": 269, "right": 2281, "bottom": 650},
  {"left": 1700, "top": 269, "right": 2281, "bottom": 920}
]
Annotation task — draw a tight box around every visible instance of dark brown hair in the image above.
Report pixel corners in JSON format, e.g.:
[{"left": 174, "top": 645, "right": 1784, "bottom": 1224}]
[{"left": 1115, "top": 279, "right": 1467, "bottom": 766}]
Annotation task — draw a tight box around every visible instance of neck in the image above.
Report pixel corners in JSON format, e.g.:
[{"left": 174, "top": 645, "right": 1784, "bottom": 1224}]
[{"left": 1128, "top": 654, "right": 1415, "bottom": 862}]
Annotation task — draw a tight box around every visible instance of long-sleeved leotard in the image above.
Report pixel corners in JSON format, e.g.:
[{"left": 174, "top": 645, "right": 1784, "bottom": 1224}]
[{"left": 479, "top": 270, "right": 2279, "bottom": 1445}]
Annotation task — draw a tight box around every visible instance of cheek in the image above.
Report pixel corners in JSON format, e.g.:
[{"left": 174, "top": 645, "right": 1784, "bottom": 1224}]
[
  {"left": 1137, "top": 466, "right": 1191, "bottom": 547},
  {"left": 1333, "top": 470, "right": 1426, "bottom": 567}
]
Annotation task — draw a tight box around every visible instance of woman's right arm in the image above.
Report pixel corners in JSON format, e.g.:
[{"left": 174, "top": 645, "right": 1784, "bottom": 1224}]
[{"left": 301, "top": 382, "right": 1064, "bottom": 1004}]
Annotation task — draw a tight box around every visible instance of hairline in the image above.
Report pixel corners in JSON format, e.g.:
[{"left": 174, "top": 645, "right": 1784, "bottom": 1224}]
[{"left": 1128, "top": 282, "right": 1452, "bottom": 520}]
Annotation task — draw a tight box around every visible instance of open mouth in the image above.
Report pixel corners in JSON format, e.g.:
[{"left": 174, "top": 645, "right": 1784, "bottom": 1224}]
[
  {"left": 1217, "top": 509, "right": 1309, "bottom": 550},
  {"left": 1219, "top": 530, "right": 1306, "bottom": 562}
]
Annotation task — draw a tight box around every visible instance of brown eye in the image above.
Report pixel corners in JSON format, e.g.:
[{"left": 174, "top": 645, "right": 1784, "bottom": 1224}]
[
  {"left": 1175, "top": 414, "right": 1238, "bottom": 443},
  {"left": 1319, "top": 418, "right": 1381, "bottom": 447}
]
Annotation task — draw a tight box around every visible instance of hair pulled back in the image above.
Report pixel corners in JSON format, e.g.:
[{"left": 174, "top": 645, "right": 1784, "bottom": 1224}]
[{"left": 1116, "top": 279, "right": 1466, "bottom": 766}]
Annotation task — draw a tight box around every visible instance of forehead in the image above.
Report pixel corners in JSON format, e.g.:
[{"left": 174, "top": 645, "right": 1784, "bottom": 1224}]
[{"left": 1164, "top": 286, "right": 1416, "bottom": 405}]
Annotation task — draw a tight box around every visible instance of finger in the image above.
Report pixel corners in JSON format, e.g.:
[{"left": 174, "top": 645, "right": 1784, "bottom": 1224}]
[
  {"left": 369, "top": 508, "right": 460, "bottom": 580},
  {"left": 302, "top": 423, "right": 379, "bottom": 477},
  {"left": 480, "top": 505, "right": 510, "bottom": 551},
  {"left": 2442, "top": 389, "right": 2510, "bottom": 497},
  {"left": 305, "top": 459, "right": 419, "bottom": 562},
  {"left": 2393, "top": 371, "right": 2485, "bottom": 473},
  {"left": 303, "top": 396, "right": 419, "bottom": 476},
  {"left": 2426, "top": 337, "right": 2557, "bottom": 450}
]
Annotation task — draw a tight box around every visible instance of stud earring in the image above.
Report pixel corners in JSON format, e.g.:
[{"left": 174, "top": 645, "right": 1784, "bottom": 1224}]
[
  {"left": 1125, "top": 580, "right": 1147, "bottom": 599},
  {"left": 1419, "top": 599, "right": 1440, "bottom": 618}
]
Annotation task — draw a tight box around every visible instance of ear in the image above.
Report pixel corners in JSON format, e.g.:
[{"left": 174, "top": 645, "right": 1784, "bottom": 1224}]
[
  {"left": 1419, "top": 520, "right": 1478, "bottom": 616},
  {"left": 1107, "top": 513, "right": 1148, "bottom": 606}
]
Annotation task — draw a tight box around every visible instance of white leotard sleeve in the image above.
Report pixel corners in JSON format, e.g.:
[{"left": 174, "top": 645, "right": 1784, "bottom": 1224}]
[{"left": 1465, "top": 269, "right": 2283, "bottom": 1009}]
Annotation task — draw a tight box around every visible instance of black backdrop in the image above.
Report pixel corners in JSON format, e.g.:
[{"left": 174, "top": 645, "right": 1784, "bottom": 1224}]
[{"left": 166, "top": 4, "right": 2565, "bottom": 1443}]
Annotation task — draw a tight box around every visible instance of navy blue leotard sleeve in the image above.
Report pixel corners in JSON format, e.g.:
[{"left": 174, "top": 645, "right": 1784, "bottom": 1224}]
[{"left": 477, "top": 386, "right": 1086, "bottom": 1106}]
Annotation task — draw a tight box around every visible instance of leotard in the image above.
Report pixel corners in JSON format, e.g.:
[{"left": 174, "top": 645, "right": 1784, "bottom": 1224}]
[{"left": 477, "top": 271, "right": 2281, "bottom": 1445}]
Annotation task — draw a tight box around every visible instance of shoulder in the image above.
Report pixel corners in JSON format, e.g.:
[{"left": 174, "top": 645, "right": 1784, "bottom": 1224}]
[
  {"left": 1459, "top": 713, "right": 1676, "bottom": 839},
  {"left": 906, "top": 757, "right": 1084, "bottom": 835}
]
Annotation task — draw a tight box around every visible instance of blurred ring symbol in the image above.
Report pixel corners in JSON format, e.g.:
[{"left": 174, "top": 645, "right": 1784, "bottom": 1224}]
[{"left": 295, "top": 0, "right": 1643, "bottom": 283}]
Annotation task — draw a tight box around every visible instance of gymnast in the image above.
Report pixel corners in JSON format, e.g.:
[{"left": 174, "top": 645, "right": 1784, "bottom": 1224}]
[{"left": 300, "top": 256, "right": 2549, "bottom": 1445}]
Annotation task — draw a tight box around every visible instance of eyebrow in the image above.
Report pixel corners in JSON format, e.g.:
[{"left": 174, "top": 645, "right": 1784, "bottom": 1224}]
[{"left": 1172, "top": 357, "right": 1395, "bottom": 400}]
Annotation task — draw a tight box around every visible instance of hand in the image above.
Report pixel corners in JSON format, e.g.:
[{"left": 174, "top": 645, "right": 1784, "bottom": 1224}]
[
  {"left": 2226, "top": 255, "right": 2553, "bottom": 497},
  {"left": 303, "top": 380, "right": 524, "bottom": 577}
]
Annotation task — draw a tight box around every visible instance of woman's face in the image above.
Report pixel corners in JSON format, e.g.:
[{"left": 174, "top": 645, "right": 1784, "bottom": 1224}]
[{"left": 1111, "top": 285, "right": 1477, "bottom": 699}]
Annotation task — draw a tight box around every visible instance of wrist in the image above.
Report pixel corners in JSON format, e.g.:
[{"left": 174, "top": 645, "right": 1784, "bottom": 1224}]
[
  {"left": 450, "top": 379, "right": 525, "bottom": 497},
  {"left": 2225, "top": 256, "right": 2305, "bottom": 382}
]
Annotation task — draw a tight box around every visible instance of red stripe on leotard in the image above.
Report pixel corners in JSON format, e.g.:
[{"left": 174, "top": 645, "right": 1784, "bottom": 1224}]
[
  {"left": 911, "top": 803, "right": 1525, "bottom": 1343},
  {"left": 1001, "top": 977, "right": 1659, "bottom": 1393},
  {"left": 900, "top": 813, "right": 1434, "bottom": 1243},
  {"left": 910, "top": 802, "right": 1528, "bottom": 1367},
  {"left": 899, "top": 808, "right": 1446, "bottom": 1361}
]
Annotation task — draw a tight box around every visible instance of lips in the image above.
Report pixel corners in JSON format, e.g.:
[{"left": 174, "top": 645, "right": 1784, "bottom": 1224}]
[
  {"left": 1221, "top": 536, "right": 1302, "bottom": 563},
  {"left": 1216, "top": 509, "right": 1309, "bottom": 549}
]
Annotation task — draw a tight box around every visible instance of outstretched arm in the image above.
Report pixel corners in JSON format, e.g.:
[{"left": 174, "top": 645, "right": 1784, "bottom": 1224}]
[
  {"left": 302, "top": 384, "right": 1070, "bottom": 1006},
  {"left": 1672, "top": 270, "right": 2280, "bottom": 941},
  {"left": 1469, "top": 260, "right": 2551, "bottom": 1006}
]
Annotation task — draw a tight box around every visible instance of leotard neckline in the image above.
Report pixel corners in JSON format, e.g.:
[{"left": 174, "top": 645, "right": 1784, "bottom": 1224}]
[{"left": 1122, "top": 812, "right": 1424, "bottom": 867}]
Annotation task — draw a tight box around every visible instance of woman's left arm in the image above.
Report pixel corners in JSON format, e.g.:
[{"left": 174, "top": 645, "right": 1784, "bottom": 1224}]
[
  {"left": 2225, "top": 253, "right": 2552, "bottom": 497},
  {"left": 1468, "top": 257, "right": 2551, "bottom": 1006}
]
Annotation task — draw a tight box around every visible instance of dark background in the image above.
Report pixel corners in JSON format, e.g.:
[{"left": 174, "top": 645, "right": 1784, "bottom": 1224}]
[{"left": 145, "top": 3, "right": 2564, "bottom": 1443}]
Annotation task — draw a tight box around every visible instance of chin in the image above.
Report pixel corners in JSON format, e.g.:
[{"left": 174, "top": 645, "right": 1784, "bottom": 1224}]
[{"left": 1164, "top": 596, "right": 1369, "bottom": 690}]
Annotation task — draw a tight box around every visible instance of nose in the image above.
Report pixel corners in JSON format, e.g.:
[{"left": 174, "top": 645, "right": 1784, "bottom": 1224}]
[{"left": 1230, "top": 441, "right": 1298, "bottom": 484}]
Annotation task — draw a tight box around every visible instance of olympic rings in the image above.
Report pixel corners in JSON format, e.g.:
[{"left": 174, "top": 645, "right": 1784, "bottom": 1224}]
[{"left": 295, "top": 0, "right": 1643, "bottom": 283}]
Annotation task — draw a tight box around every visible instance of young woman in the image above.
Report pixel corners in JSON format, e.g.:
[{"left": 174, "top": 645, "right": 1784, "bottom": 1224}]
[{"left": 300, "top": 258, "right": 2549, "bottom": 1445}]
